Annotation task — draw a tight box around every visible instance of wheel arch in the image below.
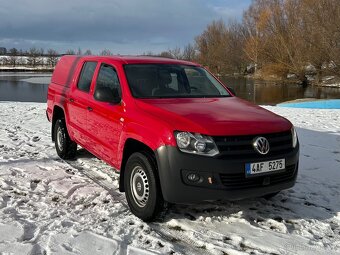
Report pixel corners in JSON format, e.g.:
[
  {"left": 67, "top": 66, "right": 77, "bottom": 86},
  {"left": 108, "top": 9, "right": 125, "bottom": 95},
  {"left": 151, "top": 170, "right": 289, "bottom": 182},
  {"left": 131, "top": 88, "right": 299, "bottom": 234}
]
[
  {"left": 119, "top": 138, "right": 157, "bottom": 192},
  {"left": 51, "top": 105, "right": 65, "bottom": 142}
]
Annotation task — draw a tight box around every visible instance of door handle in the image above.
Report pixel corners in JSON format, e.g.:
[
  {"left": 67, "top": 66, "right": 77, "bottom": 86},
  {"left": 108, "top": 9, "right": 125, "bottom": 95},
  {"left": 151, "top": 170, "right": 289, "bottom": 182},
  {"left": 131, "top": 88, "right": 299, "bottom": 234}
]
[
  {"left": 87, "top": 106, "right": 93, "bottom": 112},
  {"left": 69, "top": 98, "right": 74, "bottom": 102}
]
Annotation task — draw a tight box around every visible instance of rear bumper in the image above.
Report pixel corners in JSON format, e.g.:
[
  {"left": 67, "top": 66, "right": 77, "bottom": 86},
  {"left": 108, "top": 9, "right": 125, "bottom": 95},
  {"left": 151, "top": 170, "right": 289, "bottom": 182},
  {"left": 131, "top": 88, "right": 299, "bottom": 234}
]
[{"left": 155, "top": 144, "right": 299, "bottom": 203}]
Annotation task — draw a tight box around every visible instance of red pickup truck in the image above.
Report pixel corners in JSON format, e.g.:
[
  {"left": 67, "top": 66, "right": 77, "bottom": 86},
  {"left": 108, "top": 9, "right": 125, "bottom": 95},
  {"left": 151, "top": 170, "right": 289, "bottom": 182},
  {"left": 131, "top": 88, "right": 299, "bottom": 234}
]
[{"left": 47, "top": 55, "right": 299, "bottom": 221}]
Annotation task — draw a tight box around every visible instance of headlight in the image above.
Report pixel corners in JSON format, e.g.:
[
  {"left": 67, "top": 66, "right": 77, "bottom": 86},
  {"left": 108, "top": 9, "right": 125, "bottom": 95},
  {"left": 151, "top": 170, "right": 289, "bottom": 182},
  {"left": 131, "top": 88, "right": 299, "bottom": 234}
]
[
  {"left": 175, "top": 131, "right": 219, "bottom": 156},
  {"left": 291, "top": 127, "right": 298, "bottom": 148}
]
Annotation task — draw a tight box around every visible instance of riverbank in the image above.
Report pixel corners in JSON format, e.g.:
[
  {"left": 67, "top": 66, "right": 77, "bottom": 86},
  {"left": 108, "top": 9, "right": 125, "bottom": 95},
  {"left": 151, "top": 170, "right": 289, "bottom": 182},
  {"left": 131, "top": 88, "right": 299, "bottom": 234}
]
[{"left": 242, "top": 73, "right": 340, "bottom": 88}]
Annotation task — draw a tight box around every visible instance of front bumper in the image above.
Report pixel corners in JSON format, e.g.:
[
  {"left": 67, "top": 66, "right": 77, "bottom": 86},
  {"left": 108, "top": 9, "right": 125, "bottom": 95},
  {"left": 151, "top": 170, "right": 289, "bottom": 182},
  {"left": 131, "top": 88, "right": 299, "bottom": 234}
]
[{"left": 155, "top": 144, "right": 299, "bottom": 203}]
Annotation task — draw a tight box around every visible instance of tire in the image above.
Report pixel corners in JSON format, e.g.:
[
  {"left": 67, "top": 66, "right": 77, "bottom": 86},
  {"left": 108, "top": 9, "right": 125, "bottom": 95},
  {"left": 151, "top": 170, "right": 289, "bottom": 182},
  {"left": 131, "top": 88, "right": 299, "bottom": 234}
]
[
  {"left": 54, "top": 119, "right": 77, "bottom": 160},
  {"left": 263, "top": 191, "right": 280, "bottom": 199},
  {"left": 124, "top": 152, "right": 164, "bottom": 221}
]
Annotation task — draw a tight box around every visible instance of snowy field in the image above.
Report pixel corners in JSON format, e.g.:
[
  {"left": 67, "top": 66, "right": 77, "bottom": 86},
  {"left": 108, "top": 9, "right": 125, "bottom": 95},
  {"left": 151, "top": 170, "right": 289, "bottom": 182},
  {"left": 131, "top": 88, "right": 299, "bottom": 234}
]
[{"left": 0, "top": 102, "right": 339, "bottom": 255}]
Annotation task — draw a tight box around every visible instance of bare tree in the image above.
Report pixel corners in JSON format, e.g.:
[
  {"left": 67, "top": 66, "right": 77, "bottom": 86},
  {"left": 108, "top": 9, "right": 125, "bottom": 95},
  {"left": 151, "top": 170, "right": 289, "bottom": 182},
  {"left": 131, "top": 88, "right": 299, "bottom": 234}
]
[
  {"left": 8, "top": 48, "right": 18, "bottom": 67},
  {"left": 47, "top": 49, "right": 59, "bottom": 67},
  {"left": 141, "top": 51, "right": 156, "bottom": 57},
  {"left": 99, "top": 49, "right": 113, "bottom": 56},
  {"left": 196, "top": 20, "right": 227, "bottom": 73},
  {"left": 242, "top": 0, "right": 272, "bottom": 74},
  {"left": 240, "top": 0, "right": 340, "bottom": 81},
  {"left": 226, "top": 21, "right": 247, "bottom": 73},
  {"left": 169, "top": 47, "right": 182, "bottom": 59},
  {"left": 195, "top": 19, "right": 245, "bottom": 74},
  {"left": 300, "top": 0, "right": 340, "bottom": 80},
  {"left": 0, "top": 47, "right": 7, "bottom": 55},
  {"left": 76, "top": 47, "right": 82, "bottom": 55},
  {"left": 182, "top": 43, "right": 197, "bottom": 61},
  {"left": 84, "top": 49, "right": 92, "bottom": 55},
  {"left": 27, "top": 47, "right": 43, "bottom": 67},
  {"left": 65, "top": 49, "right": 76, "bottom": 55},
  {"left": 0, "top": 56, "right": 9, "bottom": 66},
  {"left": 158, "top": 51, "right": 174, "bottom": 58}
]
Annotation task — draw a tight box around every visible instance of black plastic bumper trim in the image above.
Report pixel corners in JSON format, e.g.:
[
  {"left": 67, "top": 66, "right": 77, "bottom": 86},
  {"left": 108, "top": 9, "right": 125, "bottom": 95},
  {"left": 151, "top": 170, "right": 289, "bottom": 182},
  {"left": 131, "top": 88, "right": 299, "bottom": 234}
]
[{"left": 154, "top": 143, "right": 299, "bottom": 204}]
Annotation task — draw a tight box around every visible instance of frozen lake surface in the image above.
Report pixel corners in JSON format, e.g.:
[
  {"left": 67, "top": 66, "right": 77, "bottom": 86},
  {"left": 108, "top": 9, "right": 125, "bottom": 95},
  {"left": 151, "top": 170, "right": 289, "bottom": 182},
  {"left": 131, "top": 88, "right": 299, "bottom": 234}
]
[{"left": 0, "top": 73, "right": 51, "bottom": 102}]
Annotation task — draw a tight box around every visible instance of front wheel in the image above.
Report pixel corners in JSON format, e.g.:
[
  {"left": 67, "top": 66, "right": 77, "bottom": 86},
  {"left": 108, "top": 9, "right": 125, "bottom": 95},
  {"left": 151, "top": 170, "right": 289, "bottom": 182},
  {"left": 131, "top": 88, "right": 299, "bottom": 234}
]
[
  {"left": 124, "top": 152, "right": 164, "bottom": 221},
  {"left": 54, "top": 119, "right": 77, "bottom": 159}
]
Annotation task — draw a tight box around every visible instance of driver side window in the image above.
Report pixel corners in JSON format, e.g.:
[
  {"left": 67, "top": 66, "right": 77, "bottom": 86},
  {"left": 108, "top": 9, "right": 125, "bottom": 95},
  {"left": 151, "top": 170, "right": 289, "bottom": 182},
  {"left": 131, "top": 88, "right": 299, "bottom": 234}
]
[{"left": 95, "top": 64, "right": 121, "bottom": 97}]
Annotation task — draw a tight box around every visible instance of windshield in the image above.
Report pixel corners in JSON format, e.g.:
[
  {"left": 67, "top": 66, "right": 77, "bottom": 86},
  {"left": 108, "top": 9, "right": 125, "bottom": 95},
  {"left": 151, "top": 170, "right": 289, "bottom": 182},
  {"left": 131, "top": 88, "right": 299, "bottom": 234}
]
[{"left": 123, "top": 64, "right": 230, "bottom": 98}]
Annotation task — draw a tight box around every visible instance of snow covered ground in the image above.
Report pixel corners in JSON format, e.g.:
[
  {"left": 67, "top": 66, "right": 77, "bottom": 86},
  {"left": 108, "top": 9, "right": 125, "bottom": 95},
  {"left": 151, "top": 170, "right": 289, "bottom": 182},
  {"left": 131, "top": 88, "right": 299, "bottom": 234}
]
[{"left": 0, "top": 102, "right": 339, "bottom": 255}]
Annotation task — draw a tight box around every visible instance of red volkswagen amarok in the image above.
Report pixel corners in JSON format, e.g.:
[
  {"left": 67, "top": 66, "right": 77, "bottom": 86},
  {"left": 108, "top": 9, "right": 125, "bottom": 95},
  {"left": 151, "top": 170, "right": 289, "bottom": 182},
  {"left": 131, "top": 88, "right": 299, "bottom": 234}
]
[{"left": 47, "top": 55, "right": 299, "bottom": 221}]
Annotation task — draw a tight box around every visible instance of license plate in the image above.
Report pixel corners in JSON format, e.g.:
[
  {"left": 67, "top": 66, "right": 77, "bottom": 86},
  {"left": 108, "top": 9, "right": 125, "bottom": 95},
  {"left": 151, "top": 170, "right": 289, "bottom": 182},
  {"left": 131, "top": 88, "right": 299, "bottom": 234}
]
[{"left": 245, "top": 159, "right": 285, "bottom": 176}]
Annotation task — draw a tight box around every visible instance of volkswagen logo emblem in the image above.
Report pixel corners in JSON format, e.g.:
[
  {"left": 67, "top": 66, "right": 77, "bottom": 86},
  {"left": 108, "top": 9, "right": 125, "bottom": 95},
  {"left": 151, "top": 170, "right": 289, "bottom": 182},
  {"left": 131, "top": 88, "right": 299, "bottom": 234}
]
[{"left": 253, "top": 137, "right": 270, "bottom": 155}]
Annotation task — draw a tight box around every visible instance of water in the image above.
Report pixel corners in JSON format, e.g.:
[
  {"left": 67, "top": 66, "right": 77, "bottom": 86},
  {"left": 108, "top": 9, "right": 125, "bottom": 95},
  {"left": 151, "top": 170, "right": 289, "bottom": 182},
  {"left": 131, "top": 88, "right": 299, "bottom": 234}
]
[
  {"left": 0, "top": 73, "right": 340, "bottom": 105},
  {"left": 220, "top": 76, "right": 340, "bottom": 105},
  {"left": 0, "top": 73, "right": 51, "bottom": 103}
]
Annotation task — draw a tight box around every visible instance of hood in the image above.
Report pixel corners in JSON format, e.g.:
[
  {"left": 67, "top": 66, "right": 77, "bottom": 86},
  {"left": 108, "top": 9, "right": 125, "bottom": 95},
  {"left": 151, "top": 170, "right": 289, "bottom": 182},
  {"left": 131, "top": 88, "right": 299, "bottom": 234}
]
[{"left": 135, "top": 97, "right": 292, "bottom": 136}]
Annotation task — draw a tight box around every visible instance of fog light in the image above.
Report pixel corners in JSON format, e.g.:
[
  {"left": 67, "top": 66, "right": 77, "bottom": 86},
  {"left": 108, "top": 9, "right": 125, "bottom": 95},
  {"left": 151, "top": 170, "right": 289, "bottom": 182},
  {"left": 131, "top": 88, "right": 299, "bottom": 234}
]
[{"left": 187, "top": 173, "right": 200, "bottom": 182}]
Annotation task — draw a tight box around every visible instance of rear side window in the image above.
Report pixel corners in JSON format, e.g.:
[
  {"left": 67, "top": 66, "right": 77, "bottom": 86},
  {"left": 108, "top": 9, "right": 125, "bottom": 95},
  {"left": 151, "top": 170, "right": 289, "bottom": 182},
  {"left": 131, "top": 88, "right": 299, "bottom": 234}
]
[
  {"left": 95, "top": 64, "right": 121, "bottom": 96},
  {"left": 77, "top": 61, "right": 97, "bottom": 92}
]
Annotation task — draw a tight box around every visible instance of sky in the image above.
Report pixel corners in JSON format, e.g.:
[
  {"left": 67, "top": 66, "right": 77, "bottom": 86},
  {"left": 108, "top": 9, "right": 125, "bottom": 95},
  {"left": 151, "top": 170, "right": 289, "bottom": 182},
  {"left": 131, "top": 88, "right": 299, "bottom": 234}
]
[{"left": 0, "top": 0, "right": 251, "bottom": 55}]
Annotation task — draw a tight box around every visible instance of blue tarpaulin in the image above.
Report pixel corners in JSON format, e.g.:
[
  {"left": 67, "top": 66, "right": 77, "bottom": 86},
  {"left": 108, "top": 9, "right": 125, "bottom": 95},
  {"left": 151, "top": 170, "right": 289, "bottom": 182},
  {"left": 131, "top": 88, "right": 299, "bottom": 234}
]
[{"left": 278, "top": 99, "right": 340, "bottom": 109}]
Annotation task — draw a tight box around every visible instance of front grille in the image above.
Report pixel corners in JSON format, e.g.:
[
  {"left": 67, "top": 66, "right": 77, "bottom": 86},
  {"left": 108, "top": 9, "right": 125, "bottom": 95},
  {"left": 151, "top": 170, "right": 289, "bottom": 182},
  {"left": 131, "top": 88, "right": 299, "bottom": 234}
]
[
  {"left": 219, "top": 164, "right": 296, "bottom": 190},
  {"left": 213, "top": 131, "right": 293, "bottom": 159}
]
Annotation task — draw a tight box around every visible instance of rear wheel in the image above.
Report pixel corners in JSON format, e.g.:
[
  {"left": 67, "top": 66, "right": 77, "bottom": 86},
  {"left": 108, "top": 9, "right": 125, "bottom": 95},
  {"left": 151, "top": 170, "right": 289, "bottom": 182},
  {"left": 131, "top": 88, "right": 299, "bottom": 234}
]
[
  {"left": 54, "top": 119, "right": 77, "bottom": 159},
  {"left": 124, "top": 152, "right": 164, "bottom": 221}
]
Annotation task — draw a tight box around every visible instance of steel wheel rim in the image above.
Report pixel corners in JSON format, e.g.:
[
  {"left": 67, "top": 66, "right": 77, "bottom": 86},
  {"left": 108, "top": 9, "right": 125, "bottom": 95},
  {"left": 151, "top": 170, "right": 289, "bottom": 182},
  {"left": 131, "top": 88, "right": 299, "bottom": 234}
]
[
  {"left": 130, "top": 165, "right": 149, "bottom": 207},
  {"left": 57, "top": 126, "right": 64, "bottom": 151}
]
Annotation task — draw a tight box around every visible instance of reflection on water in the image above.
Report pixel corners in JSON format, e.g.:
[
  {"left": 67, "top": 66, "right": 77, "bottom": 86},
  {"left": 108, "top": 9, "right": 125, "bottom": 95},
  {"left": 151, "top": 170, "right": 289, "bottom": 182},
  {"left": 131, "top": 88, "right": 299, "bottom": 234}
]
[
  {"left": 0, "top": 73, "right": 50, "bottom": 103},
  {"left": 221, "top": 76, "right": 340, "bottom": 105},
  {"left": 0, "top": 73, "right": 340, "bottom": 105}
]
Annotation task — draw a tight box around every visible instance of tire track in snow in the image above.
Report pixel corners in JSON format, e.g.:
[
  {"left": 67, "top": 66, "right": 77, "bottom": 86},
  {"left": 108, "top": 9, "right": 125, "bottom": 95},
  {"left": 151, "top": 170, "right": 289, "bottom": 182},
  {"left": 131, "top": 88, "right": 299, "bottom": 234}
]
[
  {"left": 65, "top": 184, "right": 88, "bottom": 199},
  {"left": 62, "top": 158, "right": 214, "bottom": 254},
  {"left": 61, "top": 159, "right": 129, "bottom": 208}
]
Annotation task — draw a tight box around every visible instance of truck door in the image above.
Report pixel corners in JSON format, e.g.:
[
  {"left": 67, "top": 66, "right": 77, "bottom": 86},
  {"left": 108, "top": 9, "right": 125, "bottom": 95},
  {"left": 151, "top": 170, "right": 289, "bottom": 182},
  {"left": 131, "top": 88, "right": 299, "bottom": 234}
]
[
  {"left": 87, "top": 63, "right": 124, "bottom": 167},
  {"left": 67, "top": 61, "right": 97, "bottom": 146}
]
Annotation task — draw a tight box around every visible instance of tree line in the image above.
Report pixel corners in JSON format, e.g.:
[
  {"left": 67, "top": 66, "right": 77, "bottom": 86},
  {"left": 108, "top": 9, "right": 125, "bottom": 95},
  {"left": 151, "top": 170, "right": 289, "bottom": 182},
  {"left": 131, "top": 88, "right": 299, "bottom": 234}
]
[
  {"left": 0, "top": 47, "right": 59, "bottom": 68},
  {"left": 0, "top": 47, "right": 115, "bottom": 68},
  {"left": 1, "top": 0, "right": 339, "bottom": 81},
  {"left": 158, "top": 0, "right": 340, "bottom": 83}
]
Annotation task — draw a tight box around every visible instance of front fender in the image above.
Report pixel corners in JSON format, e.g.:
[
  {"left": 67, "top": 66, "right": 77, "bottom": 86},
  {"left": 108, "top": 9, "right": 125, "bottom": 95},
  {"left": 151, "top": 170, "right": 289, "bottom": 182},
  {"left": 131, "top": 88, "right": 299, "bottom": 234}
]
[{"left": 117, "top": 121, "right": 174, "bottom": 170}]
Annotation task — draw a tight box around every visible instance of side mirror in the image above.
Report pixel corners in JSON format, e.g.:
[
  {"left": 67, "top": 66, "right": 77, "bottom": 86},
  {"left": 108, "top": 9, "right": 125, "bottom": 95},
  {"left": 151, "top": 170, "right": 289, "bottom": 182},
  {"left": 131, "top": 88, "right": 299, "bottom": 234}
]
[
  {"left": 94, "top": 87, "right": 121, "bottom": 104},
  {"left": 227, "top": 87, "right": 236, "bottom": 96}
]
